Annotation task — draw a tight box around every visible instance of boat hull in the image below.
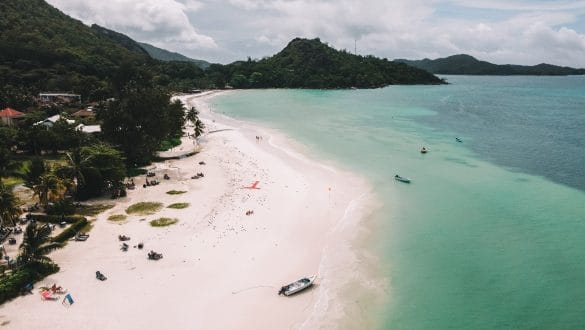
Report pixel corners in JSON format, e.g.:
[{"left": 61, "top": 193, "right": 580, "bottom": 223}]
[
  {"left": 279, "top": 276, "right": 316, "bottom": 296},
  {"left": 394, "top": 175, "right": 411, "bottom": 183}
]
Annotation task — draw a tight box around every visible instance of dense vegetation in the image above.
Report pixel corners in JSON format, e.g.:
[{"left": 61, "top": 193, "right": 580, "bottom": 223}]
[
  {"left": 139, "top": 42, "right": 212, "bottom": 69},
  {"left": 397, "top": 54, "right": 585, "bottom": 76},
  {"left": 90, "top": 24, "right": 150, "bottom": 56},
  {"left": 0, "top": 0, "right": 145, "bottom": 106},
  {"left": 1, "top": 0, "right": 444, "bottom": 110},
  {"left": 207, "top": 38, "right": 445, "bottom": 88},
  {"left": 0, "top": 221, "right": 63, "bottom": 305},
  {"left": 0, "top": 0, "right": 208, "bottom": 109}
]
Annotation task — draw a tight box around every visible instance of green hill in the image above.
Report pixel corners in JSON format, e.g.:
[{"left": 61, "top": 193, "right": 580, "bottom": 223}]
[
  {"left": 0, "top": 0, "right": 208, "bottom": 107},
  {"left": 91, "top": 24, "right": 150, "bottom": 56},
  {"left": 0, "top": 0, "right": 444, "bottom": 108},
  {"left": 207, "top": 38, "right": 445, "bottom": 88},
  {"left": 0, "top": 0, "right": 150, "bottom": 104},
  {"left": 138, "top": 42, "right": 211, "bottom": 69},
  {"left": 397, "top": 54, "right": 585, "bottom": 75}
]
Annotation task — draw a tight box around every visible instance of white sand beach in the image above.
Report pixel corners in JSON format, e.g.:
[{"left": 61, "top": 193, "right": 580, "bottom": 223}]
[{"left": 0, "top": 92, "right": 378, "bottom": 329}]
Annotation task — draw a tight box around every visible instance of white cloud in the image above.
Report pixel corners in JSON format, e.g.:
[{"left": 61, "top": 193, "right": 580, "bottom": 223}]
[
  {"left": 449, "top": 0, "right": 585, "bottom": 12},
  {"left": 45, "top": 0, "right": 585, "bottom": 67},
  {"left": 46, "top": 0, "right": 216, "bottom": 50}
]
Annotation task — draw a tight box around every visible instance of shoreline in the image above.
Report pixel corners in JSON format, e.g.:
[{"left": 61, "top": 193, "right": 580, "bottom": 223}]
[
  {"left": 0, "top": 91, "right": 384, "bottom": 329},
  {"left": 194, "top": 92, "right": 388, "bottom": 329}
]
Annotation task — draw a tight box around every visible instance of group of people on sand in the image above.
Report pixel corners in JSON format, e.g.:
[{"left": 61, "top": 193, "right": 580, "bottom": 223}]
[
  {"left": 49, "top": 283, "right": 64, "bottom": 294},
  {"left": 126, "top": 178, "right": 136, "bottom": 190},
  {"left": 144, "top": 177, "right": 160, "bottom": 188},
  {"left": 39, "top": 283, "right": 66, "bottom": 299},
  {"left": 255, "top": 136, "right": 263, "bottom": 142},
  {"left": 245, "top": 210, "right": 254, "bottom": 216}
]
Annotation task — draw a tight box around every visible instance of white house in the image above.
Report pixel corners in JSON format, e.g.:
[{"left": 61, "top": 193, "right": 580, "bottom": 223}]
[
  {"left": 75, "top": 124, "right": 101, "bottom": 134},
  {"left": 34, "top": 114, "right": 75, "bottom": 128}
]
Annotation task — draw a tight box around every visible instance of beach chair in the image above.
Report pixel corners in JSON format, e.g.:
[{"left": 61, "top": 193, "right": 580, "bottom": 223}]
[{"left": 21, "top": 283, "right": 33, "bottom": 295}]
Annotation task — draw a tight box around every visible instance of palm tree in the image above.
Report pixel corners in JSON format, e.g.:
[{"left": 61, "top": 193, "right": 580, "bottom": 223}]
[
  {"left": 33, "top": 173, "right": 67, "bottom": 207},
  {"left": 19, "top": 222, "right": 63, "bottom": 265},
  {"left": 60, "top": 148, "right": 92, "bottom": 198},
  {"left": 0, "top": 183, "right": 21, "bottom": 227},
  {"left": 194, "top": 119, "right": 205, "bottom": 139},
  {"left": 186, "top": 106, "right": 199, "bottom": 125},
  {"left": 65, "top": 149, "right": 91, "bottom": 187}
]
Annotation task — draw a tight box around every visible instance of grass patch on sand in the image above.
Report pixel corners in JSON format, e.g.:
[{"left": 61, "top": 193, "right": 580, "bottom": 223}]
[
  {"left": 167, "top": 203, "right": 190, "bottom": 209},
  {"left": 125, "top": 202, "right": 163, "bottom": 215},
  {"left": 166, "top": 190, "right": 186, "bottom": 195},
  {"left": 159, "top": 137, "right": 182, "bottom": 151},
  {"left": 76, "top": 204, "right": 115, "bottom": 216},
  {"left": 80, "top": 221, "right": 94, "bottom": 233},
  {"left": 1, "top": 176, "right": 24, "bottom": 187},
  {"left": 108, "top": 214, "right": 127, "bottom": 222},
  {"left": 149, "top": 217, "right": 178, "bottom": 227}
]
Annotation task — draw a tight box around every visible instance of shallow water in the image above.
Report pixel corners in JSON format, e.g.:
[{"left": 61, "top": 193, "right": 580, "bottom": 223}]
[{"left": 212, "top": 76, "right": 585, "bottom": 329}]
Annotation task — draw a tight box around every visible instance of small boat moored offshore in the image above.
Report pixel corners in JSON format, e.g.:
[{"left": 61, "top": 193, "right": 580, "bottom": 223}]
[
  {"left": 278, "top": 276, "right": 316, "bottom": 296},
  {"left": 394, "top": 175, "right": 411, "bottom": 183},
  {"left": 420, "top": 147, "right": 428, "bottom": 154}
]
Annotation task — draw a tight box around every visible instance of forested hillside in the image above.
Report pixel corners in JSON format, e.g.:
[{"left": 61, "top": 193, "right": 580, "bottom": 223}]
[
  {"left": 0, "top": 0, "right": 207, "bottom": 108},
  {"left": 397, "top": 54, "right": 585, "bottom": 75},
  {"left": 207, "top": 38, "right": 445, "bottom": 88},
  {"left": 0, "top": 0, "right": 444, "bottom": 110},
  {"left": 139, "top": 42, "right": 212, "bottom": 69}
]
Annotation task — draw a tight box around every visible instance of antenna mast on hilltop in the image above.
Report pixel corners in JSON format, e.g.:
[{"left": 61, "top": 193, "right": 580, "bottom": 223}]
[{"left": 354, "top": 39, "right": 357, "bottom": 55}]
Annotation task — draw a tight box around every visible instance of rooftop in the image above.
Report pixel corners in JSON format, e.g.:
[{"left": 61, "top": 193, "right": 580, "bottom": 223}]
[{"left": 0, "top": 108, "right": 25, "bottom": 118}]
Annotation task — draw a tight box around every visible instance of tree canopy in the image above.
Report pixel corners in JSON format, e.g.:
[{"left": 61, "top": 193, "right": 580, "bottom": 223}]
[
  {"left": 98, "top": 66, "right": 186, "bottom": 166},
  {"left": 206, "top": 38, "right": 445, "bottom": 89},
  {"left": 0, "top": 183, "right": 21, "bottom": 227},
  {"left": 0, "top": 0, "right": 445, "bottom": 110}
]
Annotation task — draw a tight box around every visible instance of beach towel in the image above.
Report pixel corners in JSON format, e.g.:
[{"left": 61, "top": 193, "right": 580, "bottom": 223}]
[
  {"left": 41, "top": 290, "right": 53, "bottom": 300},
  {"left": 62, "top": 293, "right": 74, "bottom": 307},
  {"left": 245, "top": 181, "right": 260, "bottom": 189}
]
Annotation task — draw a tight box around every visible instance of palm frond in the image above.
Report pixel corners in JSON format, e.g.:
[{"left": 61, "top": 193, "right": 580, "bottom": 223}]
[{"left": 36, "top": 242, "right": 65, "bottom": 255}]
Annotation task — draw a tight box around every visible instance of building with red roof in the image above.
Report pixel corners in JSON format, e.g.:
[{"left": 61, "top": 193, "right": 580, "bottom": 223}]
[
  {"left": 71, "top": 108, "right": 96, "bottom": 118},
  {"left": 0, "top": 107, "right": 25, "bottom": 126}
]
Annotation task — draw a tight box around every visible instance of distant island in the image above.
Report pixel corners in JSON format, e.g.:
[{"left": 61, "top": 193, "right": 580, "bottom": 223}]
[
  {"left": 138, "top": 42, "right": 212, "bottom": 70},
  {"left": 396, "top": 54, "right": 585, "bottom": 76}
]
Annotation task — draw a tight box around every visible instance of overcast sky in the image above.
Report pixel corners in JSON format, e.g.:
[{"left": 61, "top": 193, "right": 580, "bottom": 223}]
[{"left": 46, "top": 0, "right": 585, "bottom": 67}]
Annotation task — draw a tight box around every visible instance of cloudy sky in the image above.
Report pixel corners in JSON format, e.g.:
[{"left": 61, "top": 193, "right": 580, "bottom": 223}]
[{"left": 46, "top": 0, "right": 585, "bottom": 67}]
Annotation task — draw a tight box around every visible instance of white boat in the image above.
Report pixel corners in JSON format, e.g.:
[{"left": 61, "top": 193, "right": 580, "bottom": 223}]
[
  {"left": 278, "top": 276, "right": 316, "bottom": 296},
  {"left": 394, "top": 175, "right": 411, "bottom": 183}
]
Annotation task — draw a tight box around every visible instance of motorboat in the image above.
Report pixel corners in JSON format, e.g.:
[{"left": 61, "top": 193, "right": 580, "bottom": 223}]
[
  {"left": 278, "top": 276, "right": 316, "bottom": 296},
  {"left": 420, "top": 147, "right": 428, "bottom": 154},
  {"left": 394, "top": 175, "right": 411, "bottom": 183}
]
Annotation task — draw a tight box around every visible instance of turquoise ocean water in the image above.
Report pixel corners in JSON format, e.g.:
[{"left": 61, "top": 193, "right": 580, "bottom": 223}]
[{"left": 212, "top": 75, "right": 585, "bottom": 329}]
